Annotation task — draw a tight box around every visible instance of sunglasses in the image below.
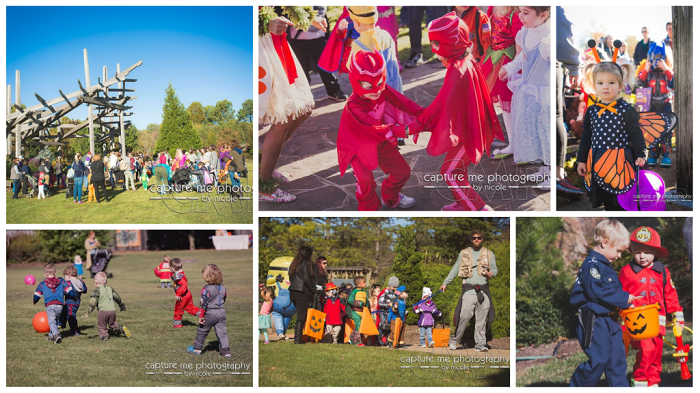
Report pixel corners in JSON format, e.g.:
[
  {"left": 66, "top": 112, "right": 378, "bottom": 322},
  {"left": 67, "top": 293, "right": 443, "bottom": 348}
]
[
  {"left": 472, "top": 236, "right": 483, "bottom": 240},
  {"left": 642, "top": 30, "right": 648, "bottom": 33}
]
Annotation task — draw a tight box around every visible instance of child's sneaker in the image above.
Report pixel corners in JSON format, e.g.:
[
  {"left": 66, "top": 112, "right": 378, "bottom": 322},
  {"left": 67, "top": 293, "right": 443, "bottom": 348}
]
[
  {"left": 428, "top": 341, "right": 435, "bottom": 348},
  {"left": 74, "top": 332, "right": 81, "bottom": 336},
  {"left": 101, "top": 336, "right": 110, "bottom": 341},
  {"left": 271, "top": 169, "right": 290, "bottom": 184},
  {"left": 220, "top": 353, "right": 232, "bottom": 358},
  {"left": 121, "top": 325, "right": 132, "bottom": 339},
  {"left": 263, "top": 340, "right": 270, "bottom": 344},
  {"left": 277, "top": 333, "right": 286, "bottom": 341},
  {"left": 46, "top": 335, "right": 54, "bottom": 342},
  {"left": 173, "top": 324, "right": 183, "bottom": 329},
  {"left": 187, "top": 346, "right": 203, "bottom": 355},
  {"left": 475, "top": 346, "right": 488, "bottom": 352},
  {"left": 420, "top": 344, "right": 427, "bottom": 348},
  {"left": 647, "top": 156, "right": 659, "bottom": 167},
  {"left": 259, "top": 188, "right": 296, "bottom": 203},
  {"left": 660, "top": 155, "right": 672, "bottom": 168},
  {"left": 54, "top": 334, "right": 62, "bottom": 344},
  {"left": 381, "top": 193, "right": 417, "bottom": 209}
]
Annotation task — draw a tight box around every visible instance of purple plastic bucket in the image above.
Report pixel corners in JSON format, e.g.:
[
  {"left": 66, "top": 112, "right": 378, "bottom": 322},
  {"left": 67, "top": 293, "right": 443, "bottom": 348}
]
[{"left": 618, "top": 170, "right": 666, "bottom": 211}]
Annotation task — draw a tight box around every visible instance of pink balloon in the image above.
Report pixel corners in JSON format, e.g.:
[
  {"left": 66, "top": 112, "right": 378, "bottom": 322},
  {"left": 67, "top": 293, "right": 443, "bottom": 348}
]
[{"left": 24, "top": 275, "right": 36, "bottom": 285}]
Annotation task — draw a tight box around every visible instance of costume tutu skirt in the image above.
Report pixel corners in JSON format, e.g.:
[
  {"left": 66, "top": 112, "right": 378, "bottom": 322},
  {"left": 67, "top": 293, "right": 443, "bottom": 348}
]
[
  {"left": 481, "top": 46, "right": 516, "bottom": 113},
  {"left": 259, "top": 314, "right": 271, "bottom": 330},
  {"left": 508, "top": 76, "right": 550, "bottom": 165},
  {"left": 259, "top": 34, "right": 314, "bottom": 126}
]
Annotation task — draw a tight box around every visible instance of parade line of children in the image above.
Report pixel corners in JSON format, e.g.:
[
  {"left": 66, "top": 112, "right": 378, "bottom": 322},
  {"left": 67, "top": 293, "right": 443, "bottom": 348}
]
[
  {"left": 569, "top": 220, "right": 685, "bottom": 387},
  {"left": 260, "top": 275, "right": 442, "bottom": 348}
]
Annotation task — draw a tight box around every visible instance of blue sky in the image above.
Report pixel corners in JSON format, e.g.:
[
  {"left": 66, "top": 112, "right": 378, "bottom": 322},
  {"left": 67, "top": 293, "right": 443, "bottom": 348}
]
[{"left": 6, "top": 6, "right": 253, "bottom": 129}]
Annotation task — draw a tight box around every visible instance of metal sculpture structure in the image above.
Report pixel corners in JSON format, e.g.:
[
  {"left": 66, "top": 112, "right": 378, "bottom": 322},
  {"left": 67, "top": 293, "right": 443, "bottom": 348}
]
[{"left": 6, "top": 49, "right": 142, "bottom": 157}]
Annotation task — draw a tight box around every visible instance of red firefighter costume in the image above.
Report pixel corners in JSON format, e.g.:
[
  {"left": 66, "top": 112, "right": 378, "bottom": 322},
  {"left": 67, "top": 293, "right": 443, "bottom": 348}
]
[
  {"left": 415, "top": 12, "right": 503, "bottom": 211},
  {"left": 336, "top": 49, "right": 424, "bottom": 211},
  {"left": 172, "top": 270, "right": 201, "bottom": 328},
  {"left": 157, "top": 261, "right": 172, "bottom": 284},
  {"left": 619, "top": 226, "right": 684, "bottom": 387},
  {"left": 458, "top": 7, "right": 492, "bottom": 62}
]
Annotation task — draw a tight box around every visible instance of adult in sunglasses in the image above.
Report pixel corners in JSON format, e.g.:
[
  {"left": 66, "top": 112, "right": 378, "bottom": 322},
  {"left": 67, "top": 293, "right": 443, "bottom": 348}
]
[
  {"left": 439, "top": 229, "right": 497, "bottom": 351},
  {"left": 315, "top": 256, "right": 329, "bottom": 307},
  {"left": 634, "top": 27, "right": 655, "bottom": 66}
]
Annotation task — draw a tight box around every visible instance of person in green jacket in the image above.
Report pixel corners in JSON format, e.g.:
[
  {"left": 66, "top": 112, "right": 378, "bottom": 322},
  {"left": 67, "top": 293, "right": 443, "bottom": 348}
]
[
  {"left": 347, "top": 276, "right": 369, "bottom": 346},
  {"left": 86, "top": 272, "right": 132, "bottom": 341}
]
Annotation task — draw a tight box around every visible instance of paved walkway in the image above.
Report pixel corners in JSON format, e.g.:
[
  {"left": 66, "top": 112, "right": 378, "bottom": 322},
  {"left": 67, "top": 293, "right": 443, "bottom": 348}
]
[{"left": 260, "top": 60, "right": 550, "bottom": 211}]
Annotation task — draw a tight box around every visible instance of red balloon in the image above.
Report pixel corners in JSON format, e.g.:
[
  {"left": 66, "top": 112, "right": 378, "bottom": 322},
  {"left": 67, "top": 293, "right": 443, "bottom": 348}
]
[{"left": 33, "top": 311, "right": 50, "bottom": 333}]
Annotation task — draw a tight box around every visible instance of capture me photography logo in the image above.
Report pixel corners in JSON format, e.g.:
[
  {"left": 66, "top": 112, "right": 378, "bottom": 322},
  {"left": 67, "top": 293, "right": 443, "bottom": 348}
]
[
  {"left": 149, "top": 184, "right": 253, "bottom": 214},
  {"left": 398, "top": 347, "right": 510, "bottom": 381},
  {"left": 145, "top": 349, "right": 251, "bottom": 386},
  {"left": 423, "top": 158, "right": 549, "bottom": 204}
]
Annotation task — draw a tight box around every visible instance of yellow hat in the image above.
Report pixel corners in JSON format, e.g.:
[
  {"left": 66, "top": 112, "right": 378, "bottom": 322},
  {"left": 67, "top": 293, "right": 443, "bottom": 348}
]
[{"left": 348, "top": 6, "right": 378, "bottom": 25}]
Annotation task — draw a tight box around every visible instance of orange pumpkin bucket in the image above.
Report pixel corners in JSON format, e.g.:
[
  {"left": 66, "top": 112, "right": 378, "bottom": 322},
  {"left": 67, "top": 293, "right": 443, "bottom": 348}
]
[{"left": 620, "top": 303, "right": 661, "bottom": 341}]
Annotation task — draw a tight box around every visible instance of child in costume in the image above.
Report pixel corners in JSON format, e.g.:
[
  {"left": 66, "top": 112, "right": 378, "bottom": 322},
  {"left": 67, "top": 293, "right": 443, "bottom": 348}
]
[
  {"left": 620, "top": 226, "right": 684, "bottom": 387},
  {"left": 33, "top": 263, "right": 76, "bottom": 343},
  {"left": 158, "top": 255, "right": 173, "bottom": 289},
  {"left": 37, "top": 170, "right": 46, "bottom": 199},
  {"left": 377, "top": 276, "right": 399, "bottom": 345},
  {"left": 169, "top": 258, "right": 201, "bottom": 328},
  {"left": 388, "top": 285, "right": 408, "bottom": 348},
  {"left": 59, "top": 266, "right": 87, "bottom": 336},
  {"left": 413, "top": 12, "right": 504, "bottom": 211},
  {"left": 259, "top": 6, "right": 316, "bottom": 203},
  {"left": 74, "top": 255, "right": 84, "bottom": 280},
  {"left": 259, "top": 285, "right": 274, "bottom": 344},
  {"left": 577, "top": 59, "right": 646, "bottom": 211},
  {"left": 188, "top": 264, "right": 231, "bottom": 357},
  {"left": 368, "top": 284, "right": 381, "bottom": 345},
  {"left": 482, "top": 6, "right": 522, "bottom": 158},
  {"left": 376, "top": 7, "right": 402, "bottom": 72},
  {"left": 140, "top": 167, "right": 149, "bottom": 190},
  {"left": 86, "top": 272, "right": 131, "bottom": 341},
  {"left": 414, "top": 287, "right": 443, "bottom": 348},
  {"left": 455, "top": 7, "right": 492, "bottom": 62},
  {"left": 499, "top": 6, "right": 550, "bottom": 181},
  {"left": 336, "top": 49, "right": 423, "bottom": 211},
  {"left": 338, "top": 6, "right": 402, "bottom": 93},
  {"left": 347, "top": 276, "right": 369, "bottom": 345},
  {"left": 323, "top": 282, "right": 346, "bottom": 344},
  {"left": 569, "top": 220, "right": 637, "bottom": 387},
  {"left": 637, "top": 42, "right": 674, "bottom": 168}
]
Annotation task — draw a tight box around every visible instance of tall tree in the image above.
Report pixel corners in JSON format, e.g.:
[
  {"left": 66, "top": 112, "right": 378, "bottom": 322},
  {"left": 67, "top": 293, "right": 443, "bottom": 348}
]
[
  {"left": 187, "top": 101, "right": 206, "bottom": 125},
  {"left": 392, "top": 226, "right": 425, "bottom": 307},
  {"left": 155, "top": 83, "right": 201, "bottom": 156},
  {"left": 236, "top": 99, "right": 253, "bottom": 123}
]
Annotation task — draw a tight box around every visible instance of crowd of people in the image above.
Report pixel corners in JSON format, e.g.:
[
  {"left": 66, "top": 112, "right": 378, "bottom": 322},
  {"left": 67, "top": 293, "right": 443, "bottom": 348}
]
[
  {"left": 557, "top": 7, "right": 677, "bottom": 210},
  {"left": 260, "top": 231, "right": 499, "bottom": 351},
  {"left": 9, "top": 142, "right": 247, "bottom": 203},
  {"left": 259, "top": 6, "right": 552, "bottom": 209}
]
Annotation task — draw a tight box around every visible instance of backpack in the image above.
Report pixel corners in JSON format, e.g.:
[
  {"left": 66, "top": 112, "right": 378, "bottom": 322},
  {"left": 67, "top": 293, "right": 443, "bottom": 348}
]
[{"left": 119, "top": 159, "right": 129, "bottom": 171}]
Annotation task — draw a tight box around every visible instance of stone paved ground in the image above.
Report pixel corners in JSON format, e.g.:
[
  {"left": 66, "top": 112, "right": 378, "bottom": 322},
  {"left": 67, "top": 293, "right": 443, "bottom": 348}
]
[{"left": 260, "top": 60, "right": 551, "bottom": 211}]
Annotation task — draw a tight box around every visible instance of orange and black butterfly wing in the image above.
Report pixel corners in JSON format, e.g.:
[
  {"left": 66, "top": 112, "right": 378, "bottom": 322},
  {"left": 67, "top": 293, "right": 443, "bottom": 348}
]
[
  {"left": 591, "top": 148, "right": 635, "bottom": 194},
  {"left": 639, "top": 111, "right": 678, "bottom": 150},
  {"left": 584, "top": 149, "right": 593, "bottom": 192}
]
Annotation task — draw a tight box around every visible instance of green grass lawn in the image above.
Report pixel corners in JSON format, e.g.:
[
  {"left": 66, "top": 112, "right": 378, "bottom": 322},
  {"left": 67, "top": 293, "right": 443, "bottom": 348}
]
[
  {"left": 6, "top": 249, "right": 253, "bottom": 387},
  {"left": 6, "top": 161, "right": 253, "bottom": 224},
  {"left": 259, "top": 339, "right": 509, "bottom": 387},
  {"left": 517, "top": 329, "right": 694, "bottom": 387}
]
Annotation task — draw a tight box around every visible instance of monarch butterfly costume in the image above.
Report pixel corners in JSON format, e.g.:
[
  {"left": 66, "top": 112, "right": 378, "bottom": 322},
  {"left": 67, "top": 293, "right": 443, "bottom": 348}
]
[{"left": 577, "top": 39, "right": 675, "bottom": 210}]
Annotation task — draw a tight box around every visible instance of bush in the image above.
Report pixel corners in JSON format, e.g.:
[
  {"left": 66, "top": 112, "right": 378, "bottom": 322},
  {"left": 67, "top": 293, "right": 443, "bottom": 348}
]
[
  {"left": 37, "top": 231, "right": 114, "bottom": 264},
  {"left": 7, "top": 235, "right": 40, "bottom": 264}
]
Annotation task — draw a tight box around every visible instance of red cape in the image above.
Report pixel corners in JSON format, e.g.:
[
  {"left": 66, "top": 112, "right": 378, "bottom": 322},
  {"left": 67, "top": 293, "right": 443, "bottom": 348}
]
[
  {"left": 318, "top": 8, "right": 353, "bottom": 74},
  {"left": 418, "top": 55, "right": 503, "bottom": 163},
  {"left": 337, "top": 86, "right": 424, "bottom": 176}
]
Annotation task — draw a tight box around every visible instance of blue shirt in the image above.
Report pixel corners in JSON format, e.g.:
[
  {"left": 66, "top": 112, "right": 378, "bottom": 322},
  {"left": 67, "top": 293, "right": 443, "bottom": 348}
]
[{"left": 570, "top": 250, "right": 630, "bottom": 315}]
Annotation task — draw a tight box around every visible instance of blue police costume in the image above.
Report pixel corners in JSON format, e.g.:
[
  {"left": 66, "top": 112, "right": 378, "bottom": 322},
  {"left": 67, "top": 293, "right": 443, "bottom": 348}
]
[{"left": 569, "top": 250, "right": 632, "bottom": 387}]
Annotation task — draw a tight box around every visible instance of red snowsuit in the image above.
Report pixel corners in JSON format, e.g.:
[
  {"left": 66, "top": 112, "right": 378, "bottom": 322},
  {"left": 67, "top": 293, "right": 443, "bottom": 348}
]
[
  {"left": 619, "top": 261, "right": 684, "bottom": 386},
  {"left": 337, "top": 86, "right": 423, "bottom": 210},
  {"left": 172, "top": 270, "right": 201, "bottom": 327},
  {"left": 157, "top": 262, "right": 172, "bottom": 283},
  {"left": 323, "top": 296, "right": 346, "bottom": 325}
]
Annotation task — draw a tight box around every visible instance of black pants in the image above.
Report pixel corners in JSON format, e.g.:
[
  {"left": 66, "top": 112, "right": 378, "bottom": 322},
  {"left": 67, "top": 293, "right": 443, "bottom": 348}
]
[
  {"left": 409, "top": 6, "right": 449, "bottom": 53},
  {"left": 290, "top": 291, "right": 312, "bottom": 323},
  {"left": 288, "top": 36, "right": 341, "bottom": 96},
  {"left": 93, "top": 180, "right": 109, "bottom": 202},
  {"left": 22, "top": 177, "right": 29, "bottom": 194},
  {"left": 556, "top": 63, "right": 568, "bottom": 168}
]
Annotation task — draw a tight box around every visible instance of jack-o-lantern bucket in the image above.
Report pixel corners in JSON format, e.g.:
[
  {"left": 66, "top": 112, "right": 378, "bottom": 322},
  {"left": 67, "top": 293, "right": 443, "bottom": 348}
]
[{"left": 620, "top": 303, "right": 661, "bottom": 341}]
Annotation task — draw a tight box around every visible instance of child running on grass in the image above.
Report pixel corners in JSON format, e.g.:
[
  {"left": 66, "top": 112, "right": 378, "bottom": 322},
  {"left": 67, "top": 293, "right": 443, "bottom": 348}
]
[
  {"left": 86, "top": 272, "right": 131, "bottom": 341},
  {"left": 170, "top": 258, "right": 201, "bottom": 328},
  {"left": 188, "top": 264, "right": 231, "bottom": 357},
  {"left": 60, "top": 266, "right": 87, "bottom": 336},
  {"left": 33, "top": 263, "right": 76, "bottom": 344}
]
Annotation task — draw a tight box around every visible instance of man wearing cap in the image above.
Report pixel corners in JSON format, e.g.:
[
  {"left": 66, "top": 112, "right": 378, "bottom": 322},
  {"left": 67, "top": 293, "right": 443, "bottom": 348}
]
[
  {"left": 439, "top": 229, "right": 497, "bottom": 351},
  {"left": 619, "top": 226, "right": 684, "bottom": 387}
]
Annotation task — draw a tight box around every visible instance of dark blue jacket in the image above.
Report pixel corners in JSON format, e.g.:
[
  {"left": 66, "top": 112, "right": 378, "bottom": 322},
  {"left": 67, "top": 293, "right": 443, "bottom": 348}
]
[
  {"left": 570, "top": 250, "right": 630, "bottom": 315},
  {"left": 64, "top": 279, "right": 88, "bottom": 306},
  {"left": 72, "top": 160, "right": 86, "bottom": 178}
]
